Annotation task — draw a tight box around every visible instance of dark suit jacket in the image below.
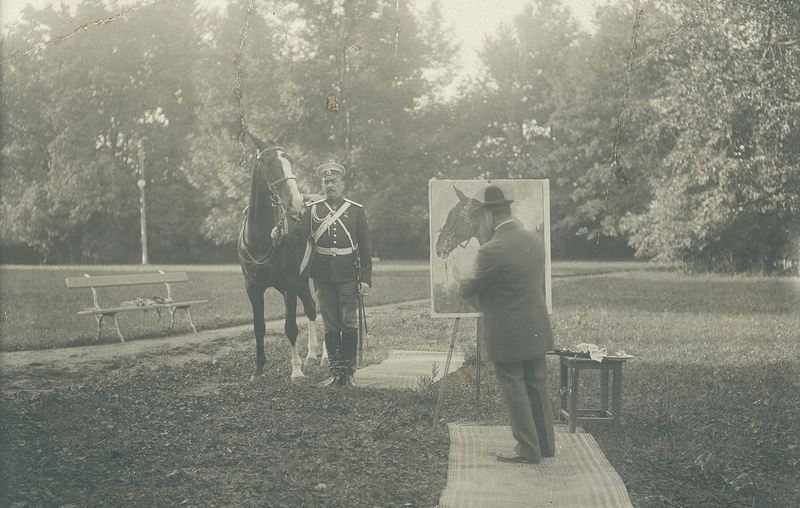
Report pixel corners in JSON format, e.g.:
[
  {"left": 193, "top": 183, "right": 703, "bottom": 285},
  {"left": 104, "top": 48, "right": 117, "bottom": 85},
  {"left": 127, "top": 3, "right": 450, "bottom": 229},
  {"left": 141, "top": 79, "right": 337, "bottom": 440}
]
[{"left": 459, "top": 221, "right": 553, "bottom": 363}]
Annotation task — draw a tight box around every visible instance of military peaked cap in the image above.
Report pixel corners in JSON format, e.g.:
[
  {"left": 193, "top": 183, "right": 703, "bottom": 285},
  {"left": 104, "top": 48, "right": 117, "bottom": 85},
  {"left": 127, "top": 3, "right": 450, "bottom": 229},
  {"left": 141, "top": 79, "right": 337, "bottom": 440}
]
[{"left": 316, "top": 162, "right": 347, "bottom": 181}]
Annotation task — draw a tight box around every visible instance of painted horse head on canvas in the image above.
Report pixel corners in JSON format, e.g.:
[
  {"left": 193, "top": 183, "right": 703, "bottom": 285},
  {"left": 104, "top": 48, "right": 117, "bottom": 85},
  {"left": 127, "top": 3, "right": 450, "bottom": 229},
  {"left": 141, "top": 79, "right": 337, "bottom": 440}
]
[{"left": 435, "top": 185, "right": 487, "bottom": 258}]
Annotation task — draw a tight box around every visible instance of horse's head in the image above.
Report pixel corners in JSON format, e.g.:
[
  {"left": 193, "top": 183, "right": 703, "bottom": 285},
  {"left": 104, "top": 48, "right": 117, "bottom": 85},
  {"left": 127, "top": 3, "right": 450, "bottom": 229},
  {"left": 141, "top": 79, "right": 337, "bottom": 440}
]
[
  {"left": 247, "top": 131, "right": 304, "bottom": 233},
  {"left": 435, "top": 186, "right": 482, "bottom": 258}
]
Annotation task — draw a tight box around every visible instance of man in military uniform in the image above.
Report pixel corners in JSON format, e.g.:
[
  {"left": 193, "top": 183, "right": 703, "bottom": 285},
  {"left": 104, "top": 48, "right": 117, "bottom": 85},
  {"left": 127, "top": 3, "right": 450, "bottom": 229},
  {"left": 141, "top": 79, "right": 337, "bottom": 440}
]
[{"left": 274, "top": 162, "right": 372, "bottom": 387}]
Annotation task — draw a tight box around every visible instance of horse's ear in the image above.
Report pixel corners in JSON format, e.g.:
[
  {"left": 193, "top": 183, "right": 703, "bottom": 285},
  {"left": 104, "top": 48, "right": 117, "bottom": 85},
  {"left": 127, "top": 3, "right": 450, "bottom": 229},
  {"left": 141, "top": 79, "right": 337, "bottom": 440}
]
[
  {"left": 247, "top": 130, "right": 261, "bottom": 148},
  {"left": 275, "top": 129, "right": 287, "bottom": 146},
  {"left": 454, "top": 185, "right": 468, "bottom": 202}
]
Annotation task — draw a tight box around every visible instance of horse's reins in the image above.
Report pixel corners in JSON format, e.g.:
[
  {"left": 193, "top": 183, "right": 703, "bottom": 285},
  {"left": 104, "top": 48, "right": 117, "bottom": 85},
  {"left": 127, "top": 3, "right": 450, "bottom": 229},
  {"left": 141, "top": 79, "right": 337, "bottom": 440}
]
[{"left": 238, "top": 145, "right": 300, "bottom": 267}]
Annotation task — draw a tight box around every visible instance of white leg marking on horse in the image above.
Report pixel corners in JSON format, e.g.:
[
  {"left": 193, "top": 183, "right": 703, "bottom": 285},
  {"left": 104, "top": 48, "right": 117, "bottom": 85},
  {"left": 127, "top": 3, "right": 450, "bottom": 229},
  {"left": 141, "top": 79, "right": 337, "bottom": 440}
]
[
  {"left": 291, "top": 343, "right": 305, "bottom": 379},
  {"left": 304, "top": 320, "right": 318, "bottom": 366},
  {"left": 320, "top": 322, "right": 330, "bottom": 366}
]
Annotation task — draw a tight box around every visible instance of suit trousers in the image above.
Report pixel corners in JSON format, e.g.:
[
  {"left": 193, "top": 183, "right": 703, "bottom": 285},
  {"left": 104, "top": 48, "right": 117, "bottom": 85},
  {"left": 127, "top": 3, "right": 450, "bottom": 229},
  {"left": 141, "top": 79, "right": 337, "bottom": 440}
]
[
  {"left": 314, "top": 280, "right": 358, "bottom": 334},
  {"left": 493, "top": 357, "right": 555, "bottom": 461}
]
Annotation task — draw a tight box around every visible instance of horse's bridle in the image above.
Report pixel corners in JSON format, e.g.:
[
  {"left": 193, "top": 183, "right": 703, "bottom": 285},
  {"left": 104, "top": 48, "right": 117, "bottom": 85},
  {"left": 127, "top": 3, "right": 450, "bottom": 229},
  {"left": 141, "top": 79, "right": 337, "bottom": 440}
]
[
  {"left": 256, "top": 145, "right": 296, "bottom": 186},
  {"left": 254, "top": 145, "right": 301, "bottom": 240},
  {"left": 440, "top": 199, "right": 477, "bottom": 254}
]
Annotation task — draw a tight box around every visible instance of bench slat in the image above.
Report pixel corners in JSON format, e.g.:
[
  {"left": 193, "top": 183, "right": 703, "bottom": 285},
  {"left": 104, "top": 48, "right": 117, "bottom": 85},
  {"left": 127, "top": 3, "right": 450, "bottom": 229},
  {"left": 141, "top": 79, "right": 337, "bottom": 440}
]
[
  {"left": 76, "top": 300, "right": 209, "bottom": 315},
  {"left": 66, "top": 272, "right": 189, "bottom": 288}
]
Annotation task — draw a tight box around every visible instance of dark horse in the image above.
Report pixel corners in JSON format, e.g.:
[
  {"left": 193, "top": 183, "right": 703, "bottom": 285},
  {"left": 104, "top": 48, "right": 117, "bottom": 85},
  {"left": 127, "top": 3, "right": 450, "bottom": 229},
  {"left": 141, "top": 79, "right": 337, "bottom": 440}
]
[
  {"left": 434, "top": 185, "right": 492, "bottom": 259},
  {"left": 238, "top": 132, "right": 324, "bottom": 382}
]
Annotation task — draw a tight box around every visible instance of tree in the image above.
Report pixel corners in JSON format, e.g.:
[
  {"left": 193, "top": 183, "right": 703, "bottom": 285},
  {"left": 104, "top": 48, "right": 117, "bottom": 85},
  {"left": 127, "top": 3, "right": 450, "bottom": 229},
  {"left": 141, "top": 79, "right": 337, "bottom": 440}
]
[
  {"left": 185, "top": 0, "right": 457, "bottom": 257},
  {"left": 444, "top": 0, "right": 627, "bottom": 257},
  {"left": 1, "top": 0, "right": 209, "bottom": 263},
  {"left": 619, "top": 0, "right": 800, "bottom": 272}
]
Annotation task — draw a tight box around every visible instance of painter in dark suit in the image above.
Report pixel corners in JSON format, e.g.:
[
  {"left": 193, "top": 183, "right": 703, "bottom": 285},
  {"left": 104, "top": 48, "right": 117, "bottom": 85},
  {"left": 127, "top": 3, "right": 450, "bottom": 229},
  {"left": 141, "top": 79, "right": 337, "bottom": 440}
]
[{"left": 457, "top": 185, "right": 555, "bottom": 464}]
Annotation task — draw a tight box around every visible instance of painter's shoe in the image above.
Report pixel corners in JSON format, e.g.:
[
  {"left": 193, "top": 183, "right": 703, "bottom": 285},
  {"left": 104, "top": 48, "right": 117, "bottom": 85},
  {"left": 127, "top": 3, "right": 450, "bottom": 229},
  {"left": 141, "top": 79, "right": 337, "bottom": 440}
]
[{"left": 496, "top": 452, "right": 540, "bottom": 464}]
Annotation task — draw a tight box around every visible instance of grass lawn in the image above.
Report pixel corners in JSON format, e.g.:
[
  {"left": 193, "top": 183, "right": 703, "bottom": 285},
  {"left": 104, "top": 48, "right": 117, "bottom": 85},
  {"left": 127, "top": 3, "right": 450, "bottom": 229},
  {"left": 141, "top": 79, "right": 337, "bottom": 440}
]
[
  {"left": 1, "top": 263, "right": 798, "bottom": 506},
  {"left": 0, "top": 265, "right": 431, "bottom": 351},
  {"left": 0, "top": 260, "right": 656, "bottom": 352},
  {"left": 433, "top": 271, "right": 800, "bottom": 507}
]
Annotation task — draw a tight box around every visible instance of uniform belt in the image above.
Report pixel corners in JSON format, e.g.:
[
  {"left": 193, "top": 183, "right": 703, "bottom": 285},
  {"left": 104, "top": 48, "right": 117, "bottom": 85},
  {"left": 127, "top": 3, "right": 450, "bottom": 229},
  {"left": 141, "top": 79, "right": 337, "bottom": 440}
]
[{"left": 315, "top": 245, "right": 357, "bottom": 256}]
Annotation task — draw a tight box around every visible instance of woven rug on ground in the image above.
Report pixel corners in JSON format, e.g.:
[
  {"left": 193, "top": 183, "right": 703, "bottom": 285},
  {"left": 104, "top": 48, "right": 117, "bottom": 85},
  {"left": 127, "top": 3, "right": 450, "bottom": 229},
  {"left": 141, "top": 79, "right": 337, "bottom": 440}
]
[
  {"left": 439, "top": 424, "right": 633, "bottom": 508},
  {"left": 356, "top": 350, "right": 465, "bottom": 389}
]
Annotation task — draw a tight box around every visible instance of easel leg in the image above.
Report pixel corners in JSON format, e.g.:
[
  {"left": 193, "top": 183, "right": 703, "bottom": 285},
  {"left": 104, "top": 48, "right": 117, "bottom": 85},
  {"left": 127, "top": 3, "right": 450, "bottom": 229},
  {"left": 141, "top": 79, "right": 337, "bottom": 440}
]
[
  {"left": 476, "top": 316, "right": 482, "bottom": 410},
  {"left": 433, "top": 317, "right": 460, "bottom": 427},
  {"left": 600, "top": 363, "right": 610, "bottom": 417},
  {"left": 560, "top": 359, "right": 568, "bottom": 422}
]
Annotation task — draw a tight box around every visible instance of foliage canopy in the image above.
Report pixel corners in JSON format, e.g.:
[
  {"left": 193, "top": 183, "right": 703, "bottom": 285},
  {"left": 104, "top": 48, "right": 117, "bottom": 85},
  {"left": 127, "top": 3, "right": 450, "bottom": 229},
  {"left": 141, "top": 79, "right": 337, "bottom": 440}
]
[{"left": 1, "top": 0, "right": 797, "bottom": 272}]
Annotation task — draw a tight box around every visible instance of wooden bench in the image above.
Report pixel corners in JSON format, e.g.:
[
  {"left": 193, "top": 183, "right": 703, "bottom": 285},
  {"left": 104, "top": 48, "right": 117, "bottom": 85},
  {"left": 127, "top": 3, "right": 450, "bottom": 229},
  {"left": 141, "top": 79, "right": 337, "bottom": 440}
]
[{"left": 66, "top": 271, "right": 208, "bottom": 343}]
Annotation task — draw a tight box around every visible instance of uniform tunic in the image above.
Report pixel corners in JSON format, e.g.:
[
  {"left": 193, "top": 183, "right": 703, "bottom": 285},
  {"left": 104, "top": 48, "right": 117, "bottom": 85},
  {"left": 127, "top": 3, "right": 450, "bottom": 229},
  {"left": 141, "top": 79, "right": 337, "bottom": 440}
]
[{"left": 294, "top": 196, "right": 372, "bottom": 286}]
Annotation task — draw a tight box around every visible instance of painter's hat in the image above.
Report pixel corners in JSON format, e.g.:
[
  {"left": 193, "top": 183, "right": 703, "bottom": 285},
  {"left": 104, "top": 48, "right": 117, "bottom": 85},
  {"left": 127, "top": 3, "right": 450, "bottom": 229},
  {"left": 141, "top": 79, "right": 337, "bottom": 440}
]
[{"left": 470, "top": 185, "right": 514, "bottom": 214}]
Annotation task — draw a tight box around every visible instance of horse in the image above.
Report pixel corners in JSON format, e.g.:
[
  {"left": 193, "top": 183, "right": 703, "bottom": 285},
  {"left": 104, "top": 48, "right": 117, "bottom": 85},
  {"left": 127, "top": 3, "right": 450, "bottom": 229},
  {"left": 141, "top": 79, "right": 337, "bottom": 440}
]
[
  {"left": 434, "top": 185, "right": 491, "bottom": 259},
  {"left": 238, "top": 132, "right": 326, "bottom": 382}
]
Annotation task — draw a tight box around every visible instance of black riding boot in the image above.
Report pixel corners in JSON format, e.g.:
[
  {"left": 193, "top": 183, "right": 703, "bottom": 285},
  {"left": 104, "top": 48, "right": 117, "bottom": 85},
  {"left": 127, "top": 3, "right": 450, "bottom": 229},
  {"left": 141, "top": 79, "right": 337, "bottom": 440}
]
[
  {"left": 341, "top": 330, "right": 358, "bottom": 387},
  {"left": 319, "top": 332, "right": 343, "bottom": 387}
]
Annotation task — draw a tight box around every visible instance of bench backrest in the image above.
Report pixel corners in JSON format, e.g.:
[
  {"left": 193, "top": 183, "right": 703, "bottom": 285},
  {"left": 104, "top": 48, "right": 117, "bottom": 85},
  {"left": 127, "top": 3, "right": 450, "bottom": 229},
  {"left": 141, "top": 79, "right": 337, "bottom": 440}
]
[{"left": 66, "top": 272, "right": 189, "bottom": 289}]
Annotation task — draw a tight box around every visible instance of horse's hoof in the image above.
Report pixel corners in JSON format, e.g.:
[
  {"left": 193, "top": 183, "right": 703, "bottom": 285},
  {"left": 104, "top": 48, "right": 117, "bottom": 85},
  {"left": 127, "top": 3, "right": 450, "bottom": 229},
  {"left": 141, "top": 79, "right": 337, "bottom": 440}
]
[
  {"left": 248, "top": 374, "right": 261, "bottom": 383},
  {"left": 290, "top": 374, "right": 306, "bottom": 383},
  {"left": 320, "top": 358, "right": 330, "bottom": 367}
]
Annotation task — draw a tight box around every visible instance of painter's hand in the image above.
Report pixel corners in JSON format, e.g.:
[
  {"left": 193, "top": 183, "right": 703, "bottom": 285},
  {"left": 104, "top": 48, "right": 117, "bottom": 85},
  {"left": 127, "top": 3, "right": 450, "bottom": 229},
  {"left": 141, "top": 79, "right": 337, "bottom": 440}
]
[
  {"left": 358, "top": 282, "right": 370, "bottom": 296},
  {"left": 270, "top": 227, "right": 281, "bottom": 241}
]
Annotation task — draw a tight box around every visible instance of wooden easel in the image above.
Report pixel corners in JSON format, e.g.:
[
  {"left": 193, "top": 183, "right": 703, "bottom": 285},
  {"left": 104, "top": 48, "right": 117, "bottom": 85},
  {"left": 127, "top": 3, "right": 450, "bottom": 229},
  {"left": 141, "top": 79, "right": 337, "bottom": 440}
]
[{"left": 432, "top": 317, "right": 483, "bottom": 427}]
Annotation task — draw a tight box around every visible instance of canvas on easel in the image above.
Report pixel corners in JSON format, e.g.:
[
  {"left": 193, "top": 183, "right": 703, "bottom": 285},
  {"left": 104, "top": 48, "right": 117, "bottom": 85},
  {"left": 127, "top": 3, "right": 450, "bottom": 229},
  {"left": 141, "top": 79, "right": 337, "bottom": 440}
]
[{"left": 429, "top": 179, "right": 552, "bottom": 318}]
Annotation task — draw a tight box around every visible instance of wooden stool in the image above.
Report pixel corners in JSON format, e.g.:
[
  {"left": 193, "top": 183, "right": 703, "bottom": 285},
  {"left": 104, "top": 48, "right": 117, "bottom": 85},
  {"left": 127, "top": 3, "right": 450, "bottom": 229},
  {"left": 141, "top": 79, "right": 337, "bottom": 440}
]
[{"left": 550, "top": 352, "right": 630, "bottom": 433}]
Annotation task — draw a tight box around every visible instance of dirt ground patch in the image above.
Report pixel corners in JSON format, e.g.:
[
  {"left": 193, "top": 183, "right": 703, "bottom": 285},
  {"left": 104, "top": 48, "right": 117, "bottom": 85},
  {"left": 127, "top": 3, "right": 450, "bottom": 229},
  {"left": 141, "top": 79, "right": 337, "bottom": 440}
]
[
  {"left": 0, "top": 299, "right": 449, "bottom": 508},
  {"left": 1, "top": 326, "right": 252, "bottom": 394}
]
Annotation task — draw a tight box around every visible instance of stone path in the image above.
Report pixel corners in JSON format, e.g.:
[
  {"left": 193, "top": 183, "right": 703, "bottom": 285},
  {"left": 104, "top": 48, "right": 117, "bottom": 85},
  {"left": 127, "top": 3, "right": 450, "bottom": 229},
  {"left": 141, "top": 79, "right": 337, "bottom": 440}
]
[
  {"left": 0, "top": 299, "right": 430, "bottom": 370},
  {"left": 356, "top": 349, "right": 464, "bottom": 389}
]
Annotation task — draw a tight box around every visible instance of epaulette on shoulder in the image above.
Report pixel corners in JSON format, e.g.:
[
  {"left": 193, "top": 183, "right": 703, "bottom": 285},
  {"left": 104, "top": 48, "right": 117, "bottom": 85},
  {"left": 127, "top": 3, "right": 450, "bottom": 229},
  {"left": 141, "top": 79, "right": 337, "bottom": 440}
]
[
  {"left": 344, "top": 198, "right": 363, "bottom": 207},
  {"left": 308, "top": 199, "right": 325, "bottom": 207}
]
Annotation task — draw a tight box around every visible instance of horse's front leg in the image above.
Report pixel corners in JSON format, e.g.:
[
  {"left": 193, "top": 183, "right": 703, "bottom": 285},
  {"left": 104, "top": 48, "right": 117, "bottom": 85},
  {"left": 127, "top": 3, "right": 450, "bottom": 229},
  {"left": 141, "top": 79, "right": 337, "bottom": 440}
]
[
  {"left": 302, "top": 320, "right": 329, "bottom": 366},
  {"left": 316, "top": 322, "right": 331, "bottom": 367},
  {"left": 299, "top": 277, "right": 324, "bottom": 367},
  {"left": 247, "top": 287, "right": 267, "bottom": 383},
  {"left": 283, "top": 290, "right": 305, "bottom": 381},
  {"left": 304, "top": 319, "right": 320, "bottom": 366}
]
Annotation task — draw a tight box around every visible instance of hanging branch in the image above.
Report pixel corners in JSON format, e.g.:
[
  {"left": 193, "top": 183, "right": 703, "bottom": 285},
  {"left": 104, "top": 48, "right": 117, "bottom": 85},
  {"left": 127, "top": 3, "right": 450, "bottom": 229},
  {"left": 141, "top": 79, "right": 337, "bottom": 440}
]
[
  {"left": 235, "top": 0, "right": 255, "bottom": 166},
  {"left": 610, "top": 1, "right": 646, "bottom": 186}
]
